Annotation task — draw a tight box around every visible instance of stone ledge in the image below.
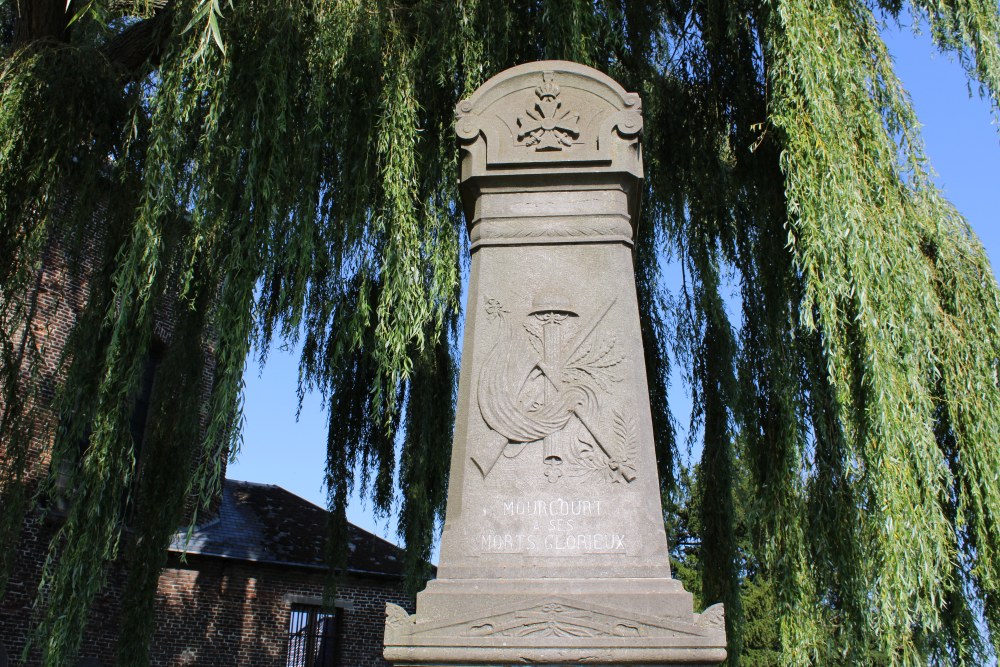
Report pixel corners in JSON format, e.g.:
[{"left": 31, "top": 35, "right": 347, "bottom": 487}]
[{"left": 384, "top": 644, "right": 727, "bottom": 666}]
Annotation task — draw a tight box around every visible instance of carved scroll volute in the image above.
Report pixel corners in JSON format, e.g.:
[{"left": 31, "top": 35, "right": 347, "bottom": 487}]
[
  {"left": 454, "top": 61, "right": 644, "bottom": 183},
  {"left": 385, "top": 603, "right": 414, "bottom": 642},
  {"left": 455, "top": 98, "right": 478, "bottom": 142}
]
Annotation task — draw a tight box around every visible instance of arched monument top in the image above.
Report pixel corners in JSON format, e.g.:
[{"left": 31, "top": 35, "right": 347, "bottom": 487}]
[
  {"left": 457, "top": 60, "right": 640, "bottom": 119},
  {"left": 455, "top": 60, "right": 643, "bottom": 178}
]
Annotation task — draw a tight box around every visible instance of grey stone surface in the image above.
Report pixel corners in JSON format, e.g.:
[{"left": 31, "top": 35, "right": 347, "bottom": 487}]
[{"left": 385, "top": 61, "right": 726, "bottom": 666}]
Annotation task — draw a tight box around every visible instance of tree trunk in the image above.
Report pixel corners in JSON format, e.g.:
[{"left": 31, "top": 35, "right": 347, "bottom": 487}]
[{"left": 13, "top": 0, "right": 68, "bottom": 46}]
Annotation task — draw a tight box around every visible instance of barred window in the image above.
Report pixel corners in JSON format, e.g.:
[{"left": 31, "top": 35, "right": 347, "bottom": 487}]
[{"left": 286, "top": 604, "right": 340, "bottom": 667}]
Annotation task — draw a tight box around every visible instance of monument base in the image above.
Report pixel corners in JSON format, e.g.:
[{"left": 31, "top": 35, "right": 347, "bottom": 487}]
[{"left": 383, "top": 578, "right": 727, "bottom": 666}]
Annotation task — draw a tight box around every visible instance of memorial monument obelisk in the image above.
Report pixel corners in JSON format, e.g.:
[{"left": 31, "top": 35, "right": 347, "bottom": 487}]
[{"left": 384, "top": 61, "right": 727, "bottom": 666}]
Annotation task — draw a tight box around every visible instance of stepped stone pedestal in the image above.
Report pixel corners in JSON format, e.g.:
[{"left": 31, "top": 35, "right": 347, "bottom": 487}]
[{"left": 384, "top": 60, "right": 727, "bottom": 666}]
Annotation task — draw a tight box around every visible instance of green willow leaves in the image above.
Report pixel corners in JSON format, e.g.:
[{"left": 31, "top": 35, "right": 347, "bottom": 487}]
[{"left": 1, "top": 0, "right": 999, "bottom": 665}]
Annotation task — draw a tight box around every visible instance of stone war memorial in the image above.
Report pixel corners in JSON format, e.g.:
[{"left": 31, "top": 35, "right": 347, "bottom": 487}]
[{"left": 383, "top": 61, "right": 727, "bottom": 666}]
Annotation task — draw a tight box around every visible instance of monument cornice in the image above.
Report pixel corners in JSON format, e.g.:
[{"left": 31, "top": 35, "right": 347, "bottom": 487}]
[{"left": 456, "top": 60, "right": 644, "bottom": 233}]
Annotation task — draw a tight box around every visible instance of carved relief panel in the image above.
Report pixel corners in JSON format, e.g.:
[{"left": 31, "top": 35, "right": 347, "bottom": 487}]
[
  {"left": 474, "top": 292, "right": 636, "bottom": 486},
  {"left": 456, "top": 64, "right": 643, "bottom": 176}
]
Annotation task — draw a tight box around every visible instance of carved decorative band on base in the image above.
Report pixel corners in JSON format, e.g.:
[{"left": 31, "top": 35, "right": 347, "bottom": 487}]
[{"left": 385, "top": 597, "right": 727, "bottom": 665}]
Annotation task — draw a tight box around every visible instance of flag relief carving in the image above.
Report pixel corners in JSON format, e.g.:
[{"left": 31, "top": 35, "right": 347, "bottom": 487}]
[{"left": 475, "top": 293, "right": 637, "bottom": 485}]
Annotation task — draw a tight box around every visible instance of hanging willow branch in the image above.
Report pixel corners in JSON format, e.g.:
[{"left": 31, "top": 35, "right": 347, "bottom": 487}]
[{"left": 1, "top": 0, "right": 999, "bottom": 665}]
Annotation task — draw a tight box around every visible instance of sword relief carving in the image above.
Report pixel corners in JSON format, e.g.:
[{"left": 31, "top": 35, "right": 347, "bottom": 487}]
[{"left": 474, "top": 292, "right": 636, "bottom": 484}]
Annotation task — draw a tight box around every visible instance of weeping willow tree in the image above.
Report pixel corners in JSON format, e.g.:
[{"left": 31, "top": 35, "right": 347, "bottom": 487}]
[{"left": 1, "top": 0, "right": 999, "bottom": 664}]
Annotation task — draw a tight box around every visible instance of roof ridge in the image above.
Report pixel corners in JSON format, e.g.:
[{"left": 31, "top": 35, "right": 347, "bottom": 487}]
[
  {"left": 167, "top": 477, "right": 412, "bottom": 576},
  {"left": 224, "top": 477, "right": 280, "bottom": 490},
  {"left": 226, "top": 477, "right": 405, "bottom": 551}
]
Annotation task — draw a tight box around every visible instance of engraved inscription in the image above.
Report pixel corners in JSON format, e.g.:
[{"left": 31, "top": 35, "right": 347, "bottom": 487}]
[
  {"left": 476, "top": 497, "right": 628, "bottom": 555},
  {"left": 501, "top": 498, "right": 602, "bottom": 516},
  {"left": 479, "top": 533, "right": 626, "bottom": 554}
]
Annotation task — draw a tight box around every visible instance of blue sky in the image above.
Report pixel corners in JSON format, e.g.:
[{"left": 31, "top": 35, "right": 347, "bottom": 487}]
[{"left": 229, "top": 25, "right": 1000, "bottom": 546}]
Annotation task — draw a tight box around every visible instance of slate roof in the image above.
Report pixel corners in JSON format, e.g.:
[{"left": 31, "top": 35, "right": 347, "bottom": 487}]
[{"left": 169, "top": 479, "right": 406, "bottom": 577}]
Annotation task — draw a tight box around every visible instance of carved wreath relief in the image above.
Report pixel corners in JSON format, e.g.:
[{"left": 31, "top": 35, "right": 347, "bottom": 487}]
[
  {"left": 475, "top": 293, "right": 637, "bottom": 484},
  {"left": 466, "top": 603, "right": 642, "bottom": 639},
  {"left": 517, "top": 72, "right": 581, "bottom": 151}
]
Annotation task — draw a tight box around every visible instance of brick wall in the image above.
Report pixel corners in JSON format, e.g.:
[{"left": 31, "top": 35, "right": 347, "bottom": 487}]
[
  {"left": 0, "top": 232, "right": 132, "bottom": 666},
  {"left": 0, "top": 220, "right": 219, "bottom": 486},
  {"left": 0, "top": 510, "right": 131, "bottom": 666},
  {"left": 1, "top": 526, "right": 410, "bottom": 666},
  {"left": 151, "top": 555, "right": 410, "bottom": 667},
  {"left": 0, "top": 233, "right": 95, "bottom": 486}
]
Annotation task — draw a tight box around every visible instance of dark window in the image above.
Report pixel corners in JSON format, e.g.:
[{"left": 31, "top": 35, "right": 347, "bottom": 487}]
[
  {"left": 49, "top": 344, "right": 163, "bottom": 518},
  {"left": 286, "top": 605, "right": 340, "bottom": 667},
  {"left": 129, "top": 344, "right": 164, "bottom": 459}
]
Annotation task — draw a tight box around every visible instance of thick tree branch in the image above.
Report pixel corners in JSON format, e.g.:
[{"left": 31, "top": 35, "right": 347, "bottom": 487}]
[
  {"left": 99, "top": 6, "right": 173, "bottom": 77},
  {"left": 13, "top": 0, "right": 69, "bottom": 46},
  {"left": 12, "top": 0, "right": 173, "bottom": 78}
]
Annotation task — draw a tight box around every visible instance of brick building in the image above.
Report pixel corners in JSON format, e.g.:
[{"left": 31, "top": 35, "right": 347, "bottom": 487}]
[
  {"left": 151, "top": 479, "right": 413, "bottom": 667},
  {"left": 1, "top": 236, "right": 415, "bottom": 666},
  {"left": 1, "top": 477, "right": 412, "bottom": 667}
]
